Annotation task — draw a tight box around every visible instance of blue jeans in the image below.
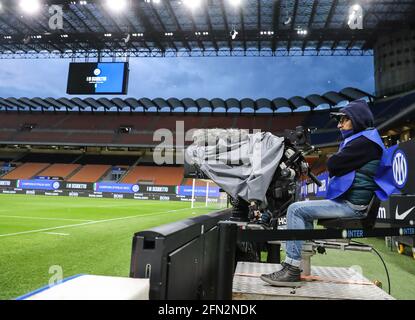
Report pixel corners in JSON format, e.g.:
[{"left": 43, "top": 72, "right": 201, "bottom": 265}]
[{"left": 284, "top": 199, "right": 365, "bottom": 267}]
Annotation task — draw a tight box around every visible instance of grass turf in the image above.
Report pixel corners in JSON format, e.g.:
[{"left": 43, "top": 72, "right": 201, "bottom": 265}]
[
  {"left": 0, "top": 194, "right": 215, "bottom": 300},
  {"left": 1, "top": 194, "right": 415, "bottom": 300}
]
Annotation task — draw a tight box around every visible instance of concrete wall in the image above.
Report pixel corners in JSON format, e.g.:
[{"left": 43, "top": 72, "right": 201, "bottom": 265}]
[{"left": 374, "top": 30, "right": 415, "bottom": 97}]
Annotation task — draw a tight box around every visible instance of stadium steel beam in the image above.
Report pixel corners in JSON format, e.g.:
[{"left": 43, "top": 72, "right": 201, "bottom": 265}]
[
  {"left": 82, "top": 4, "right": 110, "bottom": 33},
  {"left": 0, "top": 7, "right": 51, "bottom": 53},
  {"left": 219, "top": 0, "right": 233, "bottom": 51},
  {"left": 0, "top": 98, "right": 19, "bottom": 112},
  {"left": 2, "top": 7, "right": 42, "bottom": 35},
  {"left": 403, "top": 4, "right": 415, "bottom": 23},
  {"left": 203, "top": 1, "right": 218, "bottom": 52},
  {"left": 148, "top": 2, "right": 178, "bottom": 52},
  {"left": 119, "top": 10, "right": 151, "bottom": 53},
  {"left": 317, "top": 0, "right": 339, "bottom": 52},
  {"left": 81, "top": 4, "right": 122, "bottom": 54},
  {"left": 331, "top": 7, "right": 350, "bottom": 53},
  {"left": 239, "top": 5, "right": 247, "bottom": 53},
  {"left": 187, "top": 7, "right": 206, "bottom": 52},
  {"left": 257, "top": 0, "right": 261, "bottom": 52},
  {"left": 66, "top": 4, "right": 106, "bottom": 55},
  {"left": 287, "top": 0, "right": 299, "bottom": 52},
  {"left": 1, "top": 0, "right": 414, "bottom": 58},
  {"left": 0, "top": 29, "right": 378, "bottom": 47},
  {"left": 0, "top": 17, "right": 28, "bottom": 52},
  {"left": 163, "top": 0, "right": 192, "bottom": 52},
  {"left": 5, "top": 0, "right": 412, "bottom": 7},
  {"left": 68, "top": 4, "right": 97, "bottom": 34},
  {"left": 6, "top": 98, "right": 26, "bottom": 113},
  {"left": 32, "top": 98, "right": 55, "bottom": 113},
  {"left": 18, "top": 98, "right": 42, "bottom": 113},
  {"left": 302, "top": 0, "right": 319, "bottom": 52},
  {"left": 134, "top": 2, "right": 165, "bottom": 54},
  {"left": 0, "top": 48, "right": 373, "bottom": 59},
  {"left": 0, "top": 13, "right": 21, "bottom": 36},
  {"left": 346, "top": 38, "right": 356, "bottom": 51},
  {"left": 94, "top": 3, "right": 141, "bottom": 53},
  {"left": 111, "top": 98, "right": 128, "bottom": 113},
  {"left": 164, "top": 99, "right": 176, "bottom": 114},
  {"left": 61, "top": 5, "right": 86, "bottom": 33},
  {"left": 271, "top": 0, "right": 280, "bottom": 53},
  {"left": 38, "top": 11, "right": 72, "bottom": 53},
  {"left": 0, "top": 87, "right": 371, "bottom": 114},
  {"left": 0, "top": 43, "right": 15, "bottom": 54}
]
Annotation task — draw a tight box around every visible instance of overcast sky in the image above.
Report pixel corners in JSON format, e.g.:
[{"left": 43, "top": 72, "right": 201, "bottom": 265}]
[{"left": 0, "top": 55, "right": 374, "bottom": 100}]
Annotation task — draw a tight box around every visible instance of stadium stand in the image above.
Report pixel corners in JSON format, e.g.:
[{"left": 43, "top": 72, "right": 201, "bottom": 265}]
[
  {"left": 116, "top": 133, "right": 155, "bottom": 146},
  {"left": 1, "top": 89, "right": 413, "bottom": 154},
  {"left": 121, "top": 166, "right": 184, "bottom": 186},
  {"left": 0, "top": 113, "right": 65, "bottom": 130},
  {"left": 182, "top": 116, "right": 205, "bottom": 132},
  {"left": 37, "top": 164, "right": 81, "bottom": 179},
  {"left": 76, "top": 155, "right": 139, "bottom": 165},
  {"left": 0, "top": 131, "right": 12, "bottom": 141},
  {"left": 2, "top": 162, "right": 50, "bottom": 179},
  {"left": 373, "top": 92, "right": 415, "bottom": 125},
  {"left": 65, "top": 132, "right": 115, "bottom": 144},
  {"left": 302, "top": 112, "right": 332, "bottom": 129},
  {"left": 67, "top": 164, "right": 111, "bottom": 183},
  {"left": 0, "top": 113, "right": 309, "bottom": 146},
  {"left": 19, "top": 153, "right": 81, "bottom": 163},
  {"left": 310, "top": 129, "right": 341, "bottom": 145},
  {"left": 203, "top": 116, "right": 237, "bottom": 129}
]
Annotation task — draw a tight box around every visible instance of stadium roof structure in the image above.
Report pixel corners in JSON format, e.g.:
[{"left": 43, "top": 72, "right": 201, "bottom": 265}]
[
  {"left": 0, "top": 0, "right": 414, "bottom": 59},
  {"left": 0, "top": 87, "right": 371, "bottom": 113}
]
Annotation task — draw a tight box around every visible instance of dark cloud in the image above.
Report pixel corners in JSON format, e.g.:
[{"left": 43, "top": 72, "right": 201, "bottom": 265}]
[{"left": 0, "top": 56, "right": 374, "bottom": 99}]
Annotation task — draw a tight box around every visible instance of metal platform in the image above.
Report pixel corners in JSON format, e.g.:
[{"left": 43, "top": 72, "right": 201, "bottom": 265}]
[{"left": 233, "top": 262, "right": 394, "bottom": 300}]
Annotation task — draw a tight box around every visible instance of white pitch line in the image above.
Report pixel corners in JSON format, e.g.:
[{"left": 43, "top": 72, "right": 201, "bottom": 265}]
[
  {"left": 43, "top": 232, "right": 70, "bottom": 236},
  {"left": 0, "top": 215, "right": 94, "bottom": 222},
  {"left": 0, "top": 207, "right": 197, "bottom": 238}
]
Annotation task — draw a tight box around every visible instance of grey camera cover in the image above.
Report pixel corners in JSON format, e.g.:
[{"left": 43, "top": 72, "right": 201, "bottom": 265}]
[{"left": 185, "top": 129, "right": 285, "bottom": 203}]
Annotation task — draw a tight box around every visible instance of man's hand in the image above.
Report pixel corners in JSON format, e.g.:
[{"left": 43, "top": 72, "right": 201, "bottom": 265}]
[{"left": 248, "top": 201, "right": 261, "bottom": 221}]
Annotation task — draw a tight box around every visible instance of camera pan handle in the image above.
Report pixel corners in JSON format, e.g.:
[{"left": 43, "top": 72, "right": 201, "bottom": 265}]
[{"left": 308, "top": 171, "right": 322, "bottom": 187}]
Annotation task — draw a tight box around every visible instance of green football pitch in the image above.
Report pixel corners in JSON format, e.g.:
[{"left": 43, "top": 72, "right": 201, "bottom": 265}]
[
  {"left": 0, "top": 194, "right": 216, "bottom": 300},
  {"left": 1, "top": 194, "right": 415, "bottom": 300}
]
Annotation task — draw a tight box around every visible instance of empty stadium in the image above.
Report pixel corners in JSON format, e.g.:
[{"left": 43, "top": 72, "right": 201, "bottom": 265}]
[{"left": 0, "top": 0, "right": 415, "bottom": 303}]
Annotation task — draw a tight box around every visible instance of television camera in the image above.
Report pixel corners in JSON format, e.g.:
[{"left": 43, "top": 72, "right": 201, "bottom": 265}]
[{"left": 184, "top": 126, "right": 322, "bottom": 229}]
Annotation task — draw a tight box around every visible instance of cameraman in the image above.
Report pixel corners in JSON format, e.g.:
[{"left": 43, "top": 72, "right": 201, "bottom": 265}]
[{"left": 260, "top": 100, "right": 384, "bottom": 287}]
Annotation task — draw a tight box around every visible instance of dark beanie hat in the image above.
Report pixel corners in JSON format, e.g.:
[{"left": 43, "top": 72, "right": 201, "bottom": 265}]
[{"left": 339, "top": 100, "right": 374, "bottom": 133}]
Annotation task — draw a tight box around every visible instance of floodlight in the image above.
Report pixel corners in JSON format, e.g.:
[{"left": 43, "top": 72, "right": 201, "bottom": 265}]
[
  {"left": 229, "top": 0, "right": 241, "bottom": 6},
  {"left": 183, "top": 0, "right": 201, "bottom": 10},
  {"left": 352, "top": 4, "right": 361, "bottom": 11},
  {"left": 105, "top": 0, "right": 128, "bottom": 13},
  {"left": 296, "top": 27, "right": 308, "bottom": 35},
  {"left": 19, "top": 0, "right": 41, "bottom": 15}
]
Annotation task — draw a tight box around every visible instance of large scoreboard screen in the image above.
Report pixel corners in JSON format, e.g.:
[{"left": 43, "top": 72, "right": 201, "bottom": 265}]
[{"left": 67, "top": 62, "right": 129, "bottom": 95}]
